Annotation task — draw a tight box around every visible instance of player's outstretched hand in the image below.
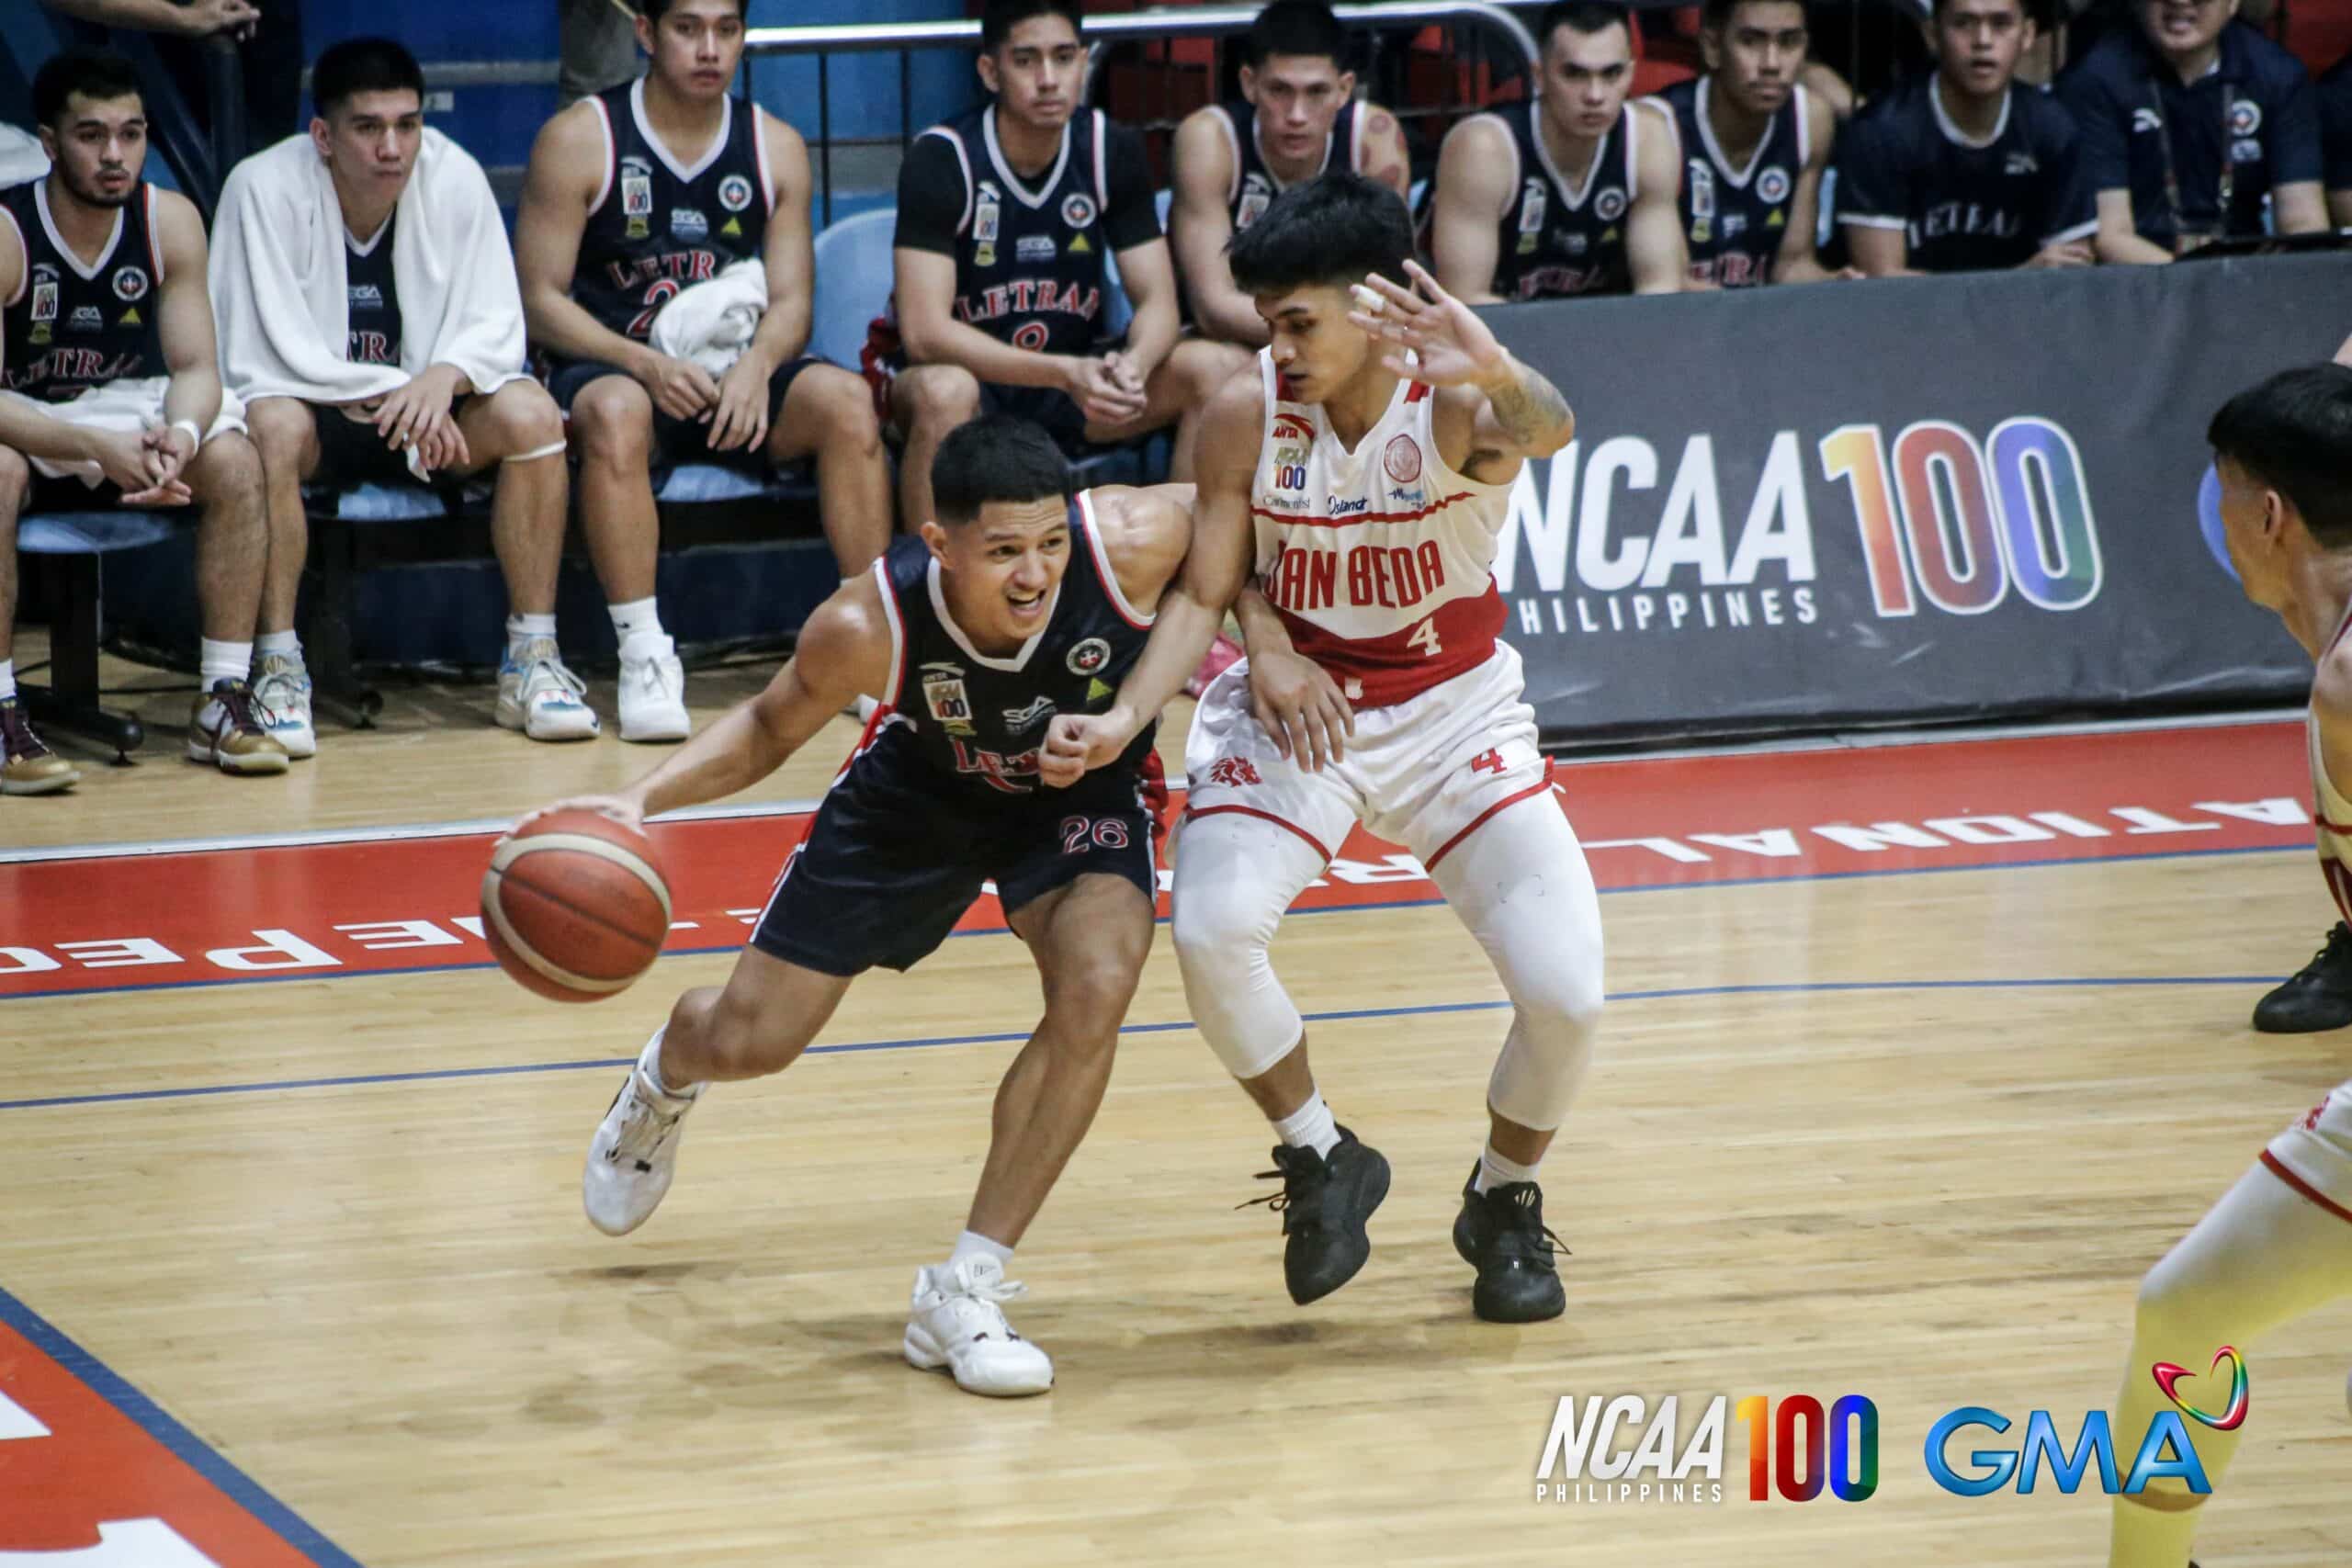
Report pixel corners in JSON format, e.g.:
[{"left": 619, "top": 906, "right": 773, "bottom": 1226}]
[
  {"left": 1346, "top": 258, "right": 1509, "bottom": 390},
  {"left": 1041, "top": 710, "right": 1136, "bottom": 789},
  {"left": 513, "top": 794, "right": 647, "bottom": 837},
  {"left": 1247, "top": 646, "right": 1353, "bottom": 772}
]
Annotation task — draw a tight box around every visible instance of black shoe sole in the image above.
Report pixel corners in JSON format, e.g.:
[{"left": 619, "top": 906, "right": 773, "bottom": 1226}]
[
  {"left": 2252, "top": 1002, "right": 2352, "bottom": 1033},
  {"left": 1474, "top": 1269, "right": 1567, "bottom": 1324},
  {"left": 1285, "top": 1148, "right": 1391, "bottom": 1305}
]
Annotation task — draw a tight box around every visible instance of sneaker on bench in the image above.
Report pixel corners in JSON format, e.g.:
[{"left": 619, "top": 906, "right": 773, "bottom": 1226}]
[{"left": 497, "top": 637, "right": 600, "bottom": 742}]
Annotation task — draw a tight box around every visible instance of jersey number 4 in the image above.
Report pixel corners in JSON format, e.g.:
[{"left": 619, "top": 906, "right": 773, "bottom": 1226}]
[
  {"left": 1469, "top": 749, "right": 1507, "bottom": 775},
  {"left": 1406, "top": 616, "right": 1442, "bottom": 659}
]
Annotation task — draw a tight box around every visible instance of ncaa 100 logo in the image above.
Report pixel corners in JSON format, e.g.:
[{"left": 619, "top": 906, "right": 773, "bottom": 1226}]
[
  {"left": 1495, "top": 417, "right": 2102, "bottom": 637},
  {"left": 1533, "top": 1392, "right": 1878, "bottom": 1506}
]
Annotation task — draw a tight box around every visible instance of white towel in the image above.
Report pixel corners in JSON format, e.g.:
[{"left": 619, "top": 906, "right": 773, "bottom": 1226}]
[
  {"left": 3, "top": 378, "right": 246, "bottom": 485},
  {"left": 648, "top": 258, "right": 769, "bottom": 378},
  {"left": 209, "top": 130, "right": 527, "bottom": 413}
]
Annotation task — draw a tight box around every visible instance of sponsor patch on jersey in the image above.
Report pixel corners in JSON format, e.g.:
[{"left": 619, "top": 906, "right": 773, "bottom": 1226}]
[
  {"left": 922, "top": 667, "right": 976, "bottom": 735},
  {"left": 29, "top": 279, "right": 57, "bottom": 323},
  {"left": 349, "top": 283, "right": 383, "bottom": 309},
  {"left": 2231, "top": 137, "right": 2265, "bottom": 164},
  {"left": 2004, "top": 150, "right": 2040, "bottom": 176},
  {"left": 1519, "top": 179, "right": 1547, "bottom": 232},
  {"left": 975, "top": 242, "right": 998, "bottom": 267},
  {"left": 1066, "top": 637, "right": 1112, "bottom": 676},
  {"left": 2132, "top": 107, "right": 2164, "bottom": 134},
  {"left": 111, "top": 266, "right": 149, "bottom": 303},
  {"left": 672, "top": 209, "right": 709, "bottom": 242},
  {"left": 975, "top": 199, "right": 1001, "bottom": 243},
  {"left": 1061, "top": 193, "right": 1097, "bottom": 230},
  {"left": 2229, "top": 98, "right": 2262, "bottom": 138},
  {"left": 1002, "top": 694, "right": 1056, "bottom": 733},
  {"left": 68, "top": 306, "right": 103, "bottom": 331},
  {"left": 1688, "top": 162, "right": 1715, "bottom": 220},
  {"left": 1069, "top": 232, "right": 1091, "bottom": 253},
  {"left": 1085, "top": 676, "right": 1115, "bottom": 705},
  {"left": 1017, "top": 233, "right": 1057, "bottom": 264},
  {"left": 627, "top": 216, "right": 650, "bottom": 239},
  {"left": 1237, "top": 190, "right": 1272, "bottom": 229},
  {"left": 1723, "top": 213, "right": 1747, "bottom": 238},
  {"left": 119, "top": 306, "right": 141, "bottom": 326},
  {"left": 1756, "top": 165, "right": 1791, "bottom": 205},
  {"left": 1384, "top": 434, "right": 1422, "bottom": 485},
  {"left": 718, "top": 173, "right": 755, "bottom": 212},
  {"left": 720, "top": 216, "right": 742, "bottom": 238},
  {"left": 1595, "top": 187, "right": 1628, "bottom": 222},
  {"left": 1565, "top": 232, "right": 1590, "bottom": 256},
  {"left": 622, "top": 159, "right": 654, "bottom": 217}
]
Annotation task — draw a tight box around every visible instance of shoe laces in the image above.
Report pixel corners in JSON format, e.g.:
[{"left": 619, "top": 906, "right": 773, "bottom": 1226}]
[
  {"left": 606, "top": 1075, "right": 687, "bottom": 1173},
  {"left": 1238, "top": 1144, "right": 1326, "bottom": 1227},
  {"left": 2291, "top": 923, "right": 2352, "bottom": 979},
  {"left": 512, "top": 639, "right": 588, "bottom": 706},
  {"left": 1482, "top": 1182, "right": 1569, "bottom": 1263},
  {"left": 0, "top": 699, "right": 53, "bottom": 761},
  {"left": 933, "top": 1259, "right": 1029, "bottom": 1341},
  {"left": 623, "top": 649, "right": 683, "bottom": 701},
  {"left": 252, "top": 655, "right": 308, "bottom": 715},
  {"left": 209, "top": 679, "right": 270, "bottom": 736}
]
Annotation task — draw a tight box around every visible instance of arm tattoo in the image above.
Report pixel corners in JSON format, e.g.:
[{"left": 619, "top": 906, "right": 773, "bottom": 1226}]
[{"left": 1484, "top": 357, "right": 1573, "bottom": 453}]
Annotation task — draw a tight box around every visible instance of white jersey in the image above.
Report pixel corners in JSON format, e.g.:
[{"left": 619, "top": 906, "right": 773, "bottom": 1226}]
[{"left": 1250, "top": 348, "right": 1516, "bottom": 706}]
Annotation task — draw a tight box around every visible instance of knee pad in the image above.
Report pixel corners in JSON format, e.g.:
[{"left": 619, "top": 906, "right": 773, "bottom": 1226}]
[{"left": 1170, "top": 817, "right": 1321, "bottom": 1081}]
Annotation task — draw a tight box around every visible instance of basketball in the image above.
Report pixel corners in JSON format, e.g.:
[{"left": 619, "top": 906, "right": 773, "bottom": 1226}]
[{"left": 481, "top": 808, "right": 672, "bottom": 1003}]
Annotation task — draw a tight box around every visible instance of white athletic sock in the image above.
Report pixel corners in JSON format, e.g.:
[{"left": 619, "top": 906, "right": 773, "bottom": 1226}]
[
  {"left": 1273, "top": 1090, "right": 1340, "bottom": 1158},
  {"left": 639, "top": 1029, "right": 699, "bottom": 1100},
  {"left": 607, "top": 596, "right": 664, "bottom": 645},
  {"left": 505, "top": 612, "right": 558, "bottom": 659},
  {"left": 1476, "top": 1144, "right": 1543, "bottom": 1194},
  {"left": 948, "top": 1230, "right": 1015, "bottom": 1271},
  {"left": 199, "top": 638, "right": 251, "bottom": 689},
  {"left": 254, "top": 628, "right": 303, "bottom": 665},
  {"left": 0, "top": 660, "right": 15, "bottom": 702}
]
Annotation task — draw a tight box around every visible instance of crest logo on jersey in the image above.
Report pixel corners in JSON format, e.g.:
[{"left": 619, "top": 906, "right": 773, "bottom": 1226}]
[
  {"left": 1017, "top": 234, "right": 1057, "bottom": 264},
  {"left": 718, "top": 173, "right": 755, "bottom": 213},
  {"left": 1595, "top": 187, "right": 1628, "bottom": 222},
  {"left": 672, "top": 209, "right": 708, "bottom": 242},
  {"left": 922, "top": 665, "right": 977, "bottom": 736},
  {"left": 1756, "top": 165, "right": 1791, "bottom": 205},
  {"left": 621, "top": 157, "right": 654, "bottom": 216},
  {"left": 1002, "top": 695, "right": 1056, "bottom": 733},
  {"left": 2228, "top": 99, "right": 2262, "bottom": 138},
  {"left": 1066, "top": 637, "right": 1112, "bottom": 676},
  {"left": 1061, "top": 193, "right": 1097, "bottom": 230},
  {"left": 111, "top": 266, "right": 149, "bottom": 303},
  {"left": 1384, "top": 434, "right": 1422, "bottom": 486}
]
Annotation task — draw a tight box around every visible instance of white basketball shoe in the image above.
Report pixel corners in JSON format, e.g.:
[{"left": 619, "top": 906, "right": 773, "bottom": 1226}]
[
  {"left": 902, "top": 1256, "right": 1055, "bottom": 1397},
  {"left": 582, "top": 1038, "right": 703, "bottom": 1235},
  {"left": 617, "top": 631, "right": 690, "bottom": 743}
]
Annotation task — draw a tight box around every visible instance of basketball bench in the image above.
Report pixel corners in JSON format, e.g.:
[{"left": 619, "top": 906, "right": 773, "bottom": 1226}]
[{"left": 17, "top": 508, "right": 180, "bottom": 761}]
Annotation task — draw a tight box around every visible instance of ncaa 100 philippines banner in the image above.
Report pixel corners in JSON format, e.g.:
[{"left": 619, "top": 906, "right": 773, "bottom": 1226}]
[{"left": 1478, "top": 252, "right": 2348, "bottom": 743}]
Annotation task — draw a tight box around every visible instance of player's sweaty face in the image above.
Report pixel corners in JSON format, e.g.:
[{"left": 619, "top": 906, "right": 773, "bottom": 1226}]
[
  {"left": 1541, "top": 24, "right": 1634, "bottom": 140},
  {"left": 1256, "top": 286, "right": 1367, "bottom": 402},
  {"left": 1706, "top": 4, "right": 1806, "bottom": 114},
  {"left": 940, "top": 497, "right": 1072, "bottom": 649},
  {"left": 984, "top": 17, "right": 1084, "bottom": 132}
]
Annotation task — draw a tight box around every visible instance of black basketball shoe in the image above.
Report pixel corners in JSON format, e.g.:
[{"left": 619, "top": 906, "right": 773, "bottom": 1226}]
[
  {"left": 1240, "top": 1126, "right": 1390, "bottom": 1304},
  {"left": 1453, "top": 1164, "right": 1568, "bottom": 1323},
  {"left": 2254, "top": 923, "right": 2352, "bottom": 1032}
]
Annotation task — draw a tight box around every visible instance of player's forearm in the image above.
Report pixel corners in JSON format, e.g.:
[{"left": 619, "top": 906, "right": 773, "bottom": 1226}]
[
  {"left": 1102, "top": 585, "right": 1223, "bottom": 743},
  {"left": 162, "top": 367, "right": 223, "bottom": 436},
  {"left": 2095, "top": 229, "right": 2173, "bottom": 265},
  {"left": 628, "top": 700, "right": 800, "bottom": 818},
  {"left": 899, "top": 314, "right": 1073, "bottom": 389},
  {"left": 525, "top": 286, "right": 655, "bottom": 372},
  {"left": 1120, "top": 293, "right": 1179, "bottom": 379},
  {"left": 1476, "top": 351, "right": 1575, "bottom": 458},
  {"left": 1234, "top": 583, "right": 1294, "bottom": 657},
  {"left": 41, "top": 0, "right": 195, "bottom": 31},
  {"left": 1193, "top": 281, "right": 1270, "bottom": 346},
  {"left": 744, "top": 298, "right": 811, "bottom": 370},
  {"left": 0, "top": 400, "right": 100, "bottom": 465}
]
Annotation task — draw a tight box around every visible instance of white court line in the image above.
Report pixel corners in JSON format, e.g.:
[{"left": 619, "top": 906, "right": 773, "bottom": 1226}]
[{"left": 0, "top": 706, "right": 2305, "bottom": 865}]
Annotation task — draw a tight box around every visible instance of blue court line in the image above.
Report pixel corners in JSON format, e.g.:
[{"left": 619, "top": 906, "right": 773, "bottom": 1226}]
[
  {"left": 0, "top": 840, "right": 2308, "bottom": 1007},
  {"left": 0, "top": 1281, "right": 365, "bottom": 1566},
  {"left": 0, "top": 976, "right": 2278, "bottom": 1114}
]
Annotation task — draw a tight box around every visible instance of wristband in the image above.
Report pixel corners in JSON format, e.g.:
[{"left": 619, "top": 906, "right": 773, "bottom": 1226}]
[{"left": 169, "top": 419, "right": 203, "bottom": 452}]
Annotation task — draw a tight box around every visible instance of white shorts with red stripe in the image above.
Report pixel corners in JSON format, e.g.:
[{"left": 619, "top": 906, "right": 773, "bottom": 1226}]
[
  {"left": 2263, "top": 1078, "right": 2352, "bottom": 1225},
  {"left": 1182, "top": 641, "right": 1547, "bottom": 869}
]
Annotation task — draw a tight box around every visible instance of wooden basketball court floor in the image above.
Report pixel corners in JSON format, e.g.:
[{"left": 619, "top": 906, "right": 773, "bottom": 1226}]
[{"left": 3, "top": 655, "right": 2350, "bottom": 1565}]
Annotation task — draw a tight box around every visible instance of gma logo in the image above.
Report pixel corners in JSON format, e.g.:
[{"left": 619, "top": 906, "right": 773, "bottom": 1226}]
[{"left": 1923, "top": 1408, "right": 2210, "bottom": 1496}]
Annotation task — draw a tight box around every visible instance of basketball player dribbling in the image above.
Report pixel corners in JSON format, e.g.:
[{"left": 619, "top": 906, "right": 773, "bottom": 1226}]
[
  {"left": 1045, "top": 173, "right": 1602, "bottom": 1322},
  {"left": 530, "top": 415, "right": 1194, "bottom": 1398},
  {"left": 2108, "top": 364, "right": 2352, "bottom": 1567}
]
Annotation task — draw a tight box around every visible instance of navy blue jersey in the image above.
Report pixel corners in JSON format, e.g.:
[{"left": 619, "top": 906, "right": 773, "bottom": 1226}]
[
  {"left": 1216, "top": 97, "right": 1370, "bottom": 231},
  {"left": 1655, "top": 76, "right": 1810, "bottom": 288},
  {"left": 893, "top": 106, "right": 1159, "bottom": 362},
  {"left": 1834, "top": 76, "right": 2098, "bottom": 272},
  {"left": 1483, "top": 100, "right": 1644, "bottom": 299},
  {"left": 0, "top": 178, "right": 165, "bottom": 401},
  {"left": 345, "top": 211, "right": 401, "bottom": 367},
  {"left": 2319, "top": 54, "right": 2352, "bottom": 192},
  {"left": 2058, "top": 20, "right": 2321, "bottom": 251},
  {"left": 861, "top": 491, "right": 1156, "bottom": 798},
  {"left": 571, "top": 78, "right": 771, "bottom": 343}
]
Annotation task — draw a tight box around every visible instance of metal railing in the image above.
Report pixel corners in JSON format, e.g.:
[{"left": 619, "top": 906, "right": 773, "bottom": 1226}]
[{"left": 741, "top": 3, "right": 1542, "bottom": 226}]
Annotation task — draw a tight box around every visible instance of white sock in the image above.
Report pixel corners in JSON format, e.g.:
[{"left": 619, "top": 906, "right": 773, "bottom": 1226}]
[
  {"left": 1273, "top": 1090, "right": 1340, "bottom": 1158},
  {"left": 0, "top": 660, "right": 15, "bottom": 702},
  {"left": 505, "top": 612, "right": 558, "bottom": 659},
  {"left": 639, "top": 1029, "right": 699, "bottom": 1100},
  {"left": 255, "top": 628, "right": 303, "bottom": 665},
  {"left": 1476, "top": 1144, "right": 1542, "bottom": 1194},
  {"left": 948, "top": 1230, "right": 1015, "bottom": 1271},
  {"left": 608, "top": 597, "right": 664, "bottom": 644},
  {"left": 199, "top": 638, "right": 251, "bottom": 689}
]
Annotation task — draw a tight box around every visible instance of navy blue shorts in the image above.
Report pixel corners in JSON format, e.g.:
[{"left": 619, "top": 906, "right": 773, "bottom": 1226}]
[
  {"left": 751, "top": 755, "right": 1165, "bottom": 976},
  {"left": 547, "top": 354, "right": 822, "bottom": 473}
]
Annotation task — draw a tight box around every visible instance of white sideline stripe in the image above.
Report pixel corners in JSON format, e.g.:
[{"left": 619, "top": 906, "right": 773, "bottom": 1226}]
[{"left": 0, "top": 708, "right": 2308, "bottom": 865}]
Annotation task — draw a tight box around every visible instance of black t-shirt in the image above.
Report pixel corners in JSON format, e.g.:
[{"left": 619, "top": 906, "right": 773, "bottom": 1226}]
[
  {"left": 2320, "top": 53, "right": 2352, "bottom": 193},
  {"left": 1835, "top": 74, "right": 2098, "bottom": 272},
  {"left": 2057, "top": 20, "right": 2320, "bottom": 250},
  {"left": 893, "top": 105, "right": 1159, "bottom": 360}
]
